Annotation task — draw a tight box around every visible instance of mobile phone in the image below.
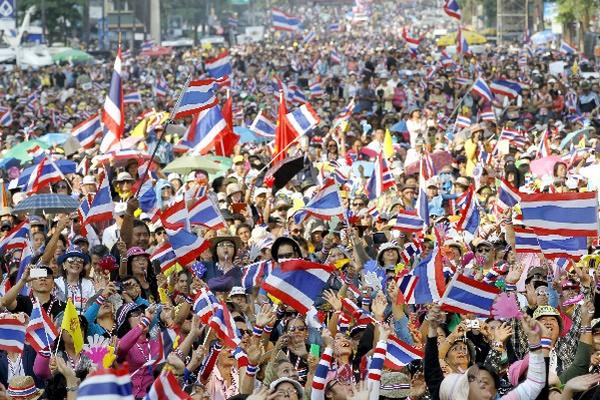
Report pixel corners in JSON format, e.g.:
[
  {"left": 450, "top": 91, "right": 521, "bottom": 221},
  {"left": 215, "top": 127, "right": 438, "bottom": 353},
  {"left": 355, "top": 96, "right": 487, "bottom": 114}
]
[
  {"left": 373, "top": 232, "right": 387, "bottom": 245},
  {"left": 30, "top": 268, "right": 47, "bottom": 279},
  {"left": 310, "top": 343, "right": 320, "bottom": 357}
]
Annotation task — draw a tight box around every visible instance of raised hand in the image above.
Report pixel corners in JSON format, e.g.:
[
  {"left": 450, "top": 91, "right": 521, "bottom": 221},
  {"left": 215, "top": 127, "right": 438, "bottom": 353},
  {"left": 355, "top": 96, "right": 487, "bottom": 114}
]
[
  {"left": 493, "top": 322, "right": 513, "bottom": 344},
  {"left": 255, "top": 303, "right": 276, "bottom": 328},
  {"left": 323, "top": 289, "right": 342, "bottom": 312},
  {"left": 564, "top": 373, "right": 600, "bottom": 393},
  {"left": 371, "top": 291, "right": 388, "bottom": 321},
  {"left": 505, "top": 263, "right": 524, "bottom": 285}
]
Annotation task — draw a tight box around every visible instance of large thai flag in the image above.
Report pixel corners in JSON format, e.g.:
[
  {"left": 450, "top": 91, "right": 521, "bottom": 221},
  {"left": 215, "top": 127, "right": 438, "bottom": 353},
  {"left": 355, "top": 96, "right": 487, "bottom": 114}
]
[
  {"left": 0, "top": 316, "right": 26, "bottom": 353},
  {"left": 441, "top": 274, "right": 500, "bottom": 316},
  {"left": 412, "top": 245, "right": 445, "bottom": 304},
  {"left": 470, "top": 77, "right": 493, "bottom": 102},
  {"left": 192, "top": 287, "right": 220, "bottom": 323},
  {"left": 25, "top": 300, "right": 59, "bottom": 353},
  {"left": 536, "top": 233, "right": 588, "bottom": 259},
  {"left": 209, "top": 301, "right": 241, "bottom": 348},
  {"left": 173, "top": 79, "right": 219, "bottom": 119},
  {"left": 271, "top": 8, "right": 302, "bottom": 31},
  {"left": 0, "top": 220, "right": 29, "bottom": 253},
  {"left": 366, "top": 153, "right": 395, "bottom": 200},
  {"left": 242, "top": 260, "right": 273, "bottom": 292},
  {"left": 188, "top": 196, "right": 226, "bottom": 230},
  {"left": 205, "top": 51, "right": 232, "bottom": 79},
  {"left": 385, "top": 335, "right": 424, "bottom": 370},
  {"left": 497, "top": 178, "right": 521, "bottom": 210},
  {"left": 85, "top": 173, "right": 114, "bottom": 223},
  {"left": 249, "top": 110, "right": 276, "bottom": 139},
  {"left": 76, "top": 368, "right": 134, "bottom": 400},
  {"left": 150, "top": 242, "right": 178, "bottom": 274},
  {"left": 160, "top": 199, "right": 188, "bottom": 230},
  {"left": 520, "top": 191, "right": 598, "bottom": 237},
  {"left": 456, "top": 186, "right": 480, "bottom": 235},
  {"left": 417, "top": 158, "right": 430, "bottom": 227},
  {"left": 560, "top": 41, "right": 577, "bottom": 55},
  {"left": 443, "top": 0, "right": 461, "bottom": 20},
  {"left": 167, "top": 228, "right": 210, "bottom": 266},
  {"left": 513, "top": 225, "right": 540, "bottom": 253},
  {"left": 285, "top": 103, "right": 320, "bottom": 136},
  {"left": 101, "top": 47, "right": 124, "bottom": 151},
  {"left": 145, "top": 371, "right": 191, "bottom": 400},
  {"left": 294, "top": 180, "right": 345, "bottom": 224},
  {"left": 262, "top": 259, "right": 335, "bottom": 315},
  {"left": 183, "top": 106, "right": 229, "bottom": 155},
  {"left": 490, "top": 80, "right": 523, "bottom": 99},
  {"left": 71, "top": 114, "right": 102, "bottom": 149},
  {"left": 394, "top": 210, "right": 424, "bottom": 233}
]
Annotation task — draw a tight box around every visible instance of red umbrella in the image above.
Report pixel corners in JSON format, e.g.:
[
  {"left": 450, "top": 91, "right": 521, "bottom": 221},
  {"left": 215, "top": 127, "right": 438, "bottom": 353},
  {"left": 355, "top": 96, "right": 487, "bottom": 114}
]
[
  {"left": 404, "top": 150, "right": 454, "bottom": 176},
  {"left": 140, "top": 46, "right": 172, "bottom": 57}
]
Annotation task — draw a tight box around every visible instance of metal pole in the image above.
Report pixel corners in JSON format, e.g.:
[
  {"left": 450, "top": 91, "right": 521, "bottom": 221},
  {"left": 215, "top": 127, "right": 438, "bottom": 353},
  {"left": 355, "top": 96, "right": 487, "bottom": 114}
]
[
  {"left": 41, "top": 0, "right": 46, "bottom": 41},
  {"left": 117, "top": 0, "right": 121, "bottom": 49}
]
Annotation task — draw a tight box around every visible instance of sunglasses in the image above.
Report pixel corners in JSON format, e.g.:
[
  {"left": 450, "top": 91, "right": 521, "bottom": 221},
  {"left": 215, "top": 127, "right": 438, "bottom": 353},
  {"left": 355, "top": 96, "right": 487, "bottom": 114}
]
[
  {"left": 476, "top": 247, "right": 491, "bottom": 253},
  {"left": 352, "top": 202, "right": 364, "bottom": 206}
]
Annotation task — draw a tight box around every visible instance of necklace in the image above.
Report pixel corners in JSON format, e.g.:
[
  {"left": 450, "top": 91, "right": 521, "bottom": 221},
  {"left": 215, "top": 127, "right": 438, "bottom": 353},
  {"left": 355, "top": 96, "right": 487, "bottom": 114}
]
[
  {"left": 136, "top": 341, "right": 151, "bottom": 363},
  {"left": 8, "top": 354, "right": 22, "bottom": 377}
]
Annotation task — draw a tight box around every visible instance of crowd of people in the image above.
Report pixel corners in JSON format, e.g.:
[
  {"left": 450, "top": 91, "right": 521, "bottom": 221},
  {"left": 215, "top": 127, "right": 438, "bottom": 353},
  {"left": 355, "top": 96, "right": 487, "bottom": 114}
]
[{"left": 1, "top": 0, "right": 600, "bottom": 399}]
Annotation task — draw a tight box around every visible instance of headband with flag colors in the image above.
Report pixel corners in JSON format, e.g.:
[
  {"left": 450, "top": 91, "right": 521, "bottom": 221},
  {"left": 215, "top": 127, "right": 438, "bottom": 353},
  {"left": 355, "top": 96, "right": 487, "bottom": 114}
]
[
  {"left": 101, "top": 46, "right": 124, "bottom": 152},
  {"left": 76, "top": 368, "right": 134, "bottom": 400},
  {"left": 172, "top": 79, "right": 219, "bottom": 119}
]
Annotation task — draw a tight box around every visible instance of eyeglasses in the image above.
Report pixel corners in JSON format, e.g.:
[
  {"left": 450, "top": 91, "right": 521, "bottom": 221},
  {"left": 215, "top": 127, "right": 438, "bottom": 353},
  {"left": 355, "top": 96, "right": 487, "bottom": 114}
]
[
  {"left": 278, "top": 252, "right": 296, "bottom": 259},
  {"left": 66, "top": 257, "right": 84, "bottom": 264},
  {"left": 217, "top": 242, "right": 235, "bottom": 248},
  {"left": 288, "top": 325, "right": 307, "bottom": 332},
  {"left": 476, "top": 247, "right": 491, "bottom": 253},
  {"left": 352, "top": 202, "right": 364, "bottom": 207}
]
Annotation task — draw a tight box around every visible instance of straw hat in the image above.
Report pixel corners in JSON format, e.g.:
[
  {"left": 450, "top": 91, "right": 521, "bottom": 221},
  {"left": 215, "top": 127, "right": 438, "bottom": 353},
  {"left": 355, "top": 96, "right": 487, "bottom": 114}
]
[{"left": 7, "top": 376, "right": 44, "bottom": 400}]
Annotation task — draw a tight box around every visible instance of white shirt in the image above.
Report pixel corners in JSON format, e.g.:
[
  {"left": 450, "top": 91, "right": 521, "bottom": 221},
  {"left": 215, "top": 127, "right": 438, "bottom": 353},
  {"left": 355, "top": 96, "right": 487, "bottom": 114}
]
[{"left": 55, "top": 277, "right": 96, "bottom": 311}]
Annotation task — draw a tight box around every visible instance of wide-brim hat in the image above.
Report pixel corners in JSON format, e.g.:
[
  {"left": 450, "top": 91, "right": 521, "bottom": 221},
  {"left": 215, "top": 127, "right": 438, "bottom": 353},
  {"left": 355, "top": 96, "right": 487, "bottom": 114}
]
[
  {"left": 116, "top": 302, "right": 145, "bottom": 332},
  {"left": 211, "top": 236, "right": 242, "bottom": 252},
  {"left": 7, "top": 376, "right": 44, "bottom": 400}
]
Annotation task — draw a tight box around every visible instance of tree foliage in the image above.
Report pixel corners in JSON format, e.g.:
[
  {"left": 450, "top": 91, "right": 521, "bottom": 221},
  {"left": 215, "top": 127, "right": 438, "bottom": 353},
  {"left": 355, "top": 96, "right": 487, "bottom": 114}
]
[{"left": 19, "top": 0, "right": 82, "bottom": 44}]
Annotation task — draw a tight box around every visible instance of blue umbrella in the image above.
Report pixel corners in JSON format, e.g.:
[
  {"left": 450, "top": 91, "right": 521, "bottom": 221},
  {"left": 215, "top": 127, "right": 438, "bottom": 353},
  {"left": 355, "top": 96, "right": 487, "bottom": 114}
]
[
  {"left": 234, "top": 126, "right": 271, "bottom": 144},
  {"left": 0, "top": 157, "right": 21, "bottom": 170},
  {"left": 13, "top": 193, "right": 79, "bottom": 214},
  {"left": 390, "top": 120, "right": 408, "bottom": 133},
  {"left": 17, "top": 160, "right": 77, "bottom": 188},
  {"left": 38, "top": 133, "right": 71, "bottom": 146},
  {"left": 530, "top": 30, "right": 556, "bottom": 45}
]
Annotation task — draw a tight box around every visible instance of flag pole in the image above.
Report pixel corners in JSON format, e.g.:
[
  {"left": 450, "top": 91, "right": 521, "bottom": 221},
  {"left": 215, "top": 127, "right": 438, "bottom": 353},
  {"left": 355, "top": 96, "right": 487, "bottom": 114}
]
[{"left": 134, "top": 76, "right": 192, "bottom": 199}]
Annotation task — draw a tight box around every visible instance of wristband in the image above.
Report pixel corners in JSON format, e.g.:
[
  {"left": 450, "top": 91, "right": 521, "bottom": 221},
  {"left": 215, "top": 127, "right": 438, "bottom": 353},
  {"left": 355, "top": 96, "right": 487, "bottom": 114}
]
[
  {"left": 581, "top": 326, "right": 593, "bottom": 334},
  {"left": 139, "top": 317, "right": 150, "bottom": 328},
  {"left": 96, "top": 294, "right": 106, "bottom": 305},
  {"left": 264, "top": 324, "right": 273, "bottom": 334},
  {"left": 253, "top": 325, "right": 264, "bottom": 337},
  {"left": 540, "top": 337, "right": 552, "bottom": 349},
  {"left": 505, "top": 284, "right": 517, "bottom": 291},
  {"left": 246, "top": 364, "right": 259, "bottom": 376}
]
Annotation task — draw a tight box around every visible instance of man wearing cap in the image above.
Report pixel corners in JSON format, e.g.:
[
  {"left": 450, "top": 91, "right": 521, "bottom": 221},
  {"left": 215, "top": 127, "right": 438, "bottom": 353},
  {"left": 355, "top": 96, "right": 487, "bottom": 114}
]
[
  {"left": 114, "top": 172, "right": 135, "bottom": 201},
  {"left": 81, "top": 175, "right": 97, "bottom": 196},
  {"left": 230, "top": 155, "right": 246, "bottom": 185}
]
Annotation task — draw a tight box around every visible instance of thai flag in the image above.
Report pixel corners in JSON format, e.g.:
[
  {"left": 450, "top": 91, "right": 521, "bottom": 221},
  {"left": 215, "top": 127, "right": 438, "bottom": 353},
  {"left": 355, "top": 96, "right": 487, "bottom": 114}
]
[
  {"left": 26, "top": 145, "right": 45, "bottom": 164},
  {"left": 456, "top": 185, "right": 480, "bottom": 235},
  {"left": 76, "top": 368, "right": 134, "bottom": 400},
  {"left": 454, "top": 77, "right": 472, "bottom": 86},
  {"left": 401, "top": 242, "right": 421, "bottom": 264},
  {"left": 123, "top": 91, "right": 142, "bottom": 104},
  {"left": 329, "top": 23, "right": 341, "bottom": 31},
  {"left": 177, "top": 105, "right": 228, "bottom": 155},
  {"left": 499, "top": 127, "right": 529, "bottom": 149},
  {"left": 457, "top": 26, "right": 469, "bottom": 54},
  {"left": 205, "top": 51, "right": 232, "bottom": 79},
  {"left": 160, "top": 199, "right": 188, "bottom": 230},
  {"left": 286, "top": 103, "right": 320, "bottom": 136},
  {"left": 384, "top": 335, "right": 424, "bottom": 370},
  {"left": 26, "top": 92, "right": 39, "bottom": 112},
  {"left": 413, "top": 245, "right": 445, "bottom": 304},
  {"left": 490, "top": 80, "right": 522, "bottom": 99},
  {"left": 138, "top": 179, "right": 157, "bottom": 213},
  {"left": 520, "top": 191, "right": 598, "bottom": 237},
  {"left": 0, "top": 316, "right": 26, "bottom": 353},
  {"left": 262, "top": 259, "right": 335, "bottom": 316},
  {"left": 227, "top": 17, "right": 238, "bottom": 27},
  {"left": 24, "top": 158, "right": 59, "bottom": 194},
  {"left": 394, "top": 210, "right": 424, "bottom": 233},
  {"left": 188, "top": 196, "right": 226, "bottom": 230},
  {"left": 560, "top": 41, "right": 577, "bottom": 55},
  {"left": 330, "top": 50, "right": 342, "bottom": 64},
  {"left": 440, "top": 51, "right": 455, "bottom": 68},
  {"left": 368, "top": 206, "right": 380, "bottom": 219},
  {"left": 209, "top": 302, "right": 241, "bottom": 348},
  {"left": 402, "top": 28, "right": 420, "bottom": 56},
  {"left": 141, "top": 39, "right": 155, "bottom": 51},
  {"left": 470, "top": 77, "right": 494, "bottom": 102},
  {"left": 366, "top": 152, "right": 395, "bottom": 200},
  {"left": 249, "top": 110, "right": 276, "bottom": 139},
  {"left": 441, "top": 274, "right": 501, "bottom": 315},
  {"left": 150, "top": 242, "right": 178, "bottom": 274},
  {"left": 497, "top": 178, "right": 521, "bottom": 210},
  {"left": 294, "top": 180, "right": 345, "bottom": 224},
  {"left": 271, "top": 8, "right": 302, "bottom": 31},
  {"left": 71, "top": 114, "right": 102, "bottom": 149},
  {"left": 25, "top": 300, "right": 59, "bottom": 353},
  {"left": 101, "top": 47, "right": 125, "bottom": 150},
  {"left": 537, "top": 128, "right": 551, "bottom": 158},
  {"left": 303, "top": 31, "right": 316, "bottom": 44},
  {"left": 397, "top": 274, "right": 419, "bottom": 304},
  {"left": 536, "top": 233, "right": 587, "bottom": 259},
  {"left": 288, "top": 85, "right": 307, "bottom": 104},
  {"left": 167, "top": 228, "right": 210, "bottom": 266},
  {"left": 455, "top": 114, "right": 471, "bottom": 129},
  {"left": 417, "top": 158, "right": 430, "bottom": 227},
  {"left": 553, "top": 257, "right": 574, "bottom": 278},
  {"left": 443, "top": 0, "right": 461, "bottom": 20},
  {"left": 513, "top": 225, "right": 540, "bottom": 253},
  {"left": 479, "top": 108, "right": 496, "bottom": 123},
  {"left": 15, "top": 243, "right": 32, "bottom": 296},
  {"left": 0, "top": 110, "right": 12, "bottom": 126},
  {"left": 192, "top": 287, "right": 220, "bottom": 323},
  {"left": 85, "top": 173, "right": 114, "bottom": 223},
  {"left": 172, "top": 79, "right": 219, "bottom": 119},
  {"left": 242, "top": 260, "right": 273, "bottom": 291},
  {"left": 310, "top": 82, "right": 324, "bottom": 98},
  {"left": 145, "top": 371, "right": 191, "bottom": 400}
]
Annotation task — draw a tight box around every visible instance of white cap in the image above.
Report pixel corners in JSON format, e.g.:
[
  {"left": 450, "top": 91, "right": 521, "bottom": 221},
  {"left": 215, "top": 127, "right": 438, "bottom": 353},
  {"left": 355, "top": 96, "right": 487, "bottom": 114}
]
[
  {"left": 228, "top": 286, "right": 246, "bottom": 298},
  {"left": 253, "top": 187, "right": 269, "bottom": 200},
  {"left": 167, "top": 173, "right": 181, "bottom": 182},
  {"left": 82, "top": 175, "right": 96, "bottom": 185},
  {"left": 114, "top": 202, "right": 127, "bottom": 216}
]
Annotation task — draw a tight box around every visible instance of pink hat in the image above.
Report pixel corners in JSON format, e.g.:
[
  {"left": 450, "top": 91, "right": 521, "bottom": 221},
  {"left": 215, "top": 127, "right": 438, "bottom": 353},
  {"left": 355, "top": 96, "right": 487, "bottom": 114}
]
[{"left": 126, "top": 246, "right": 149, "bottom": 259}]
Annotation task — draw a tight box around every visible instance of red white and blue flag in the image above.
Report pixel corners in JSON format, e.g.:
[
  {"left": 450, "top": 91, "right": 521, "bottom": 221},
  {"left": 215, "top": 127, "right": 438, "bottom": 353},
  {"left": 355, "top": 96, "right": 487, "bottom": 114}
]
[
  {"left": 497, "top": 178, "right": 521, "bottom": 210},
  {"left": 0, "top": 316, "right": 26, "bottom": 353},
  {"left": 0, "top": 109, "right": 12, "bottom": 126},
  {"left": 209, "top": 301, "right": 241, "bottom": 348},
  {"left": 145, "top": 371, "right": 191, "bottom": 400},
  {"left": 85, "top": 173, "right": 114, "bottom": 223},
  {"left": 394, "top": 210, "right": 424, "bottom": 233},
  {"left": 25, "top": 157, "right": 62, "bottom": 194},
  {"left": 385, "top": 335, "right": 424, "bottom": 370},
  {"left": 249, "top": 110, "right": 276, "bottom": 139},
  {"left": 188, "top": 196, "right": 226, "bottom": 230},
  {"left": 456, "top": 185, "right": 480, "bottom": 235},
  {"left": 520, "top": 191, "right": 599, "bottom": 237},
  {"left": 310, "top": 82, "right": 324, "bottom": 97},
  {"left": 499, "top": 127, "right": 529, "bottom": 149},
  {"left": 242, "top": 260, "right": 273, "bottom": 291},
  {"left": 457, "top": 26, "right": 469, "bottom": 54},
  {"left": 71, "top": 114, "right": 102, "bottom": 149},
  {"left": 470, "top": 77, "right": 493, "bottom": 102},
  {"left": 537, "top": 128, "right": 552, "bottom": 158},
  {"left": 455, "top": 114, "right": 471, "bottom": 129},
  {"left": 294, "top": 180, "right": 345, "bottom": 224},
  {"left": 76, "top": 368, "right": 133, "bottom": 400},
  {"left": 513, "top": 225, "right": 540, "bottom": 253},
  {"left": 153, "top": 77, "right": 168, "bottom": 97},
  {"left": 443, "top": 0, "right": 461, "bottom": 20},
  {"left": 402, "top": 28, "right": 420, "bottom": 57},
  {"left": 441, "top": 274, "right": 500, "bottom": 316},
  {"left": 173, "top": 79, "right": 219, "bottom": 119},
  {"left": 25, "top": 300, "right": 59, "bottom": 353},
  {"left": 560, "top": 41, "right": 577, "bottom": 55},
  {"left": 412, "top": 243, "right": 445, "bottom": 304},
  {"left": 271, "top": 8, "right": 302, "bottom": 31},
  {"left": 167, "top": 228, "right": 210, "bottom": 266},
  {"left": 160, "top": 199, "right": 188, "bottom": 231},
  {"left": 417, "top": 158, "right": 430, "bottom": 227},
  {"left": 205, "top": 51, "right": 233, "bottom": 79},
  {"left": 176, "top": 105, "right": 229, "bottom": 155},
  {"left": 192, "top": 287, "right": 220, "bottom": 323},
  {"left": 123, "top": 91, "right": 142, "bottom": 104},
  {"left": 150, "top": 242, "right": 178, "bottom": 274},
  {"left": 396, "top": 274, "right": 419, "bottom": 304},
  {"left": 286, "top": 103, "right": 320, "bottom": 137},
  {"left": 490, "top": 80, "right": 523, "bottom": 99},
  {"left": 366, "top": 152, "right": 395, "bottom": 200},
  {"left": 101, "top": 47, "right": 125, "bottom": 152}
]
